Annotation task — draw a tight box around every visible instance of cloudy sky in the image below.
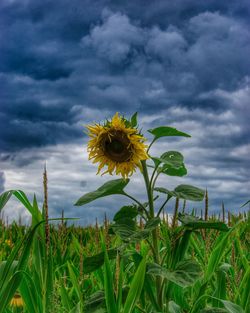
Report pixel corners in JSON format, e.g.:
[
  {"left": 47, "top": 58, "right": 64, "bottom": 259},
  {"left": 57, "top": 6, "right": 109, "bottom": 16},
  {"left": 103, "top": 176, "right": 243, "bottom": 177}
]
[{"left": 0, "top": 0, "right": 249, "bottom": 225}]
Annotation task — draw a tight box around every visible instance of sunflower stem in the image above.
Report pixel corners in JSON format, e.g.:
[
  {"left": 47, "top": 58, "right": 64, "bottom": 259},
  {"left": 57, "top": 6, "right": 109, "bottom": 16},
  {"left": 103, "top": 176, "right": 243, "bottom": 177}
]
[
  {"left": 141, "top": 160, "right": 163, "bottom": 308},
  {"left": 147, "top": 137, "right": 157, "bottom": 153}
]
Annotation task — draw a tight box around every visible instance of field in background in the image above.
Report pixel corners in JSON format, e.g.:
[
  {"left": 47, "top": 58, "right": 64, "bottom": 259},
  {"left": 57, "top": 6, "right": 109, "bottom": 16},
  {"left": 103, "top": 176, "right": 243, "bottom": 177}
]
[{"left": 0, "top": 197, "right": 249, "bottom": 313}]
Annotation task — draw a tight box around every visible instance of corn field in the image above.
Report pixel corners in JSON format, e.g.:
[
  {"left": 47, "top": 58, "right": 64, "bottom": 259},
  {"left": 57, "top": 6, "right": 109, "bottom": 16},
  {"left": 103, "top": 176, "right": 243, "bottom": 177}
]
[{"left": 0, "top": 190, "right": 249, "bottom": 313}]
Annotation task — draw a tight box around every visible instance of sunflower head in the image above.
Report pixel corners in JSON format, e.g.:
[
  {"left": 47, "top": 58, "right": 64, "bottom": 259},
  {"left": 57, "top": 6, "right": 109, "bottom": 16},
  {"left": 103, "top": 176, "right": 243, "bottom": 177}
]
[
  {"left": 86, "top": 113, "right": 148, "bottom": 178},
  {"left": 10, "top": 293, "right": 24, "bottom": 307}
]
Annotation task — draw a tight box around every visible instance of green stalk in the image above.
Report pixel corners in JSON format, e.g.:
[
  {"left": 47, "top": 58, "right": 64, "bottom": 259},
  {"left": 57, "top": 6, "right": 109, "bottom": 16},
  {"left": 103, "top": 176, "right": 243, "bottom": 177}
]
[{"left": 141, "top": 160, "right": 163, "bottom": 308}]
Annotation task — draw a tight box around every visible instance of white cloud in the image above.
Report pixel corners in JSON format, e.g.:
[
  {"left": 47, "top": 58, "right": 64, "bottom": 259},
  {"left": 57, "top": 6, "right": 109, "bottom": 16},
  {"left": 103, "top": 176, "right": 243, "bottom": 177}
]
[{"left": 82, "top": 10, "right": 144, "bottom": 63}]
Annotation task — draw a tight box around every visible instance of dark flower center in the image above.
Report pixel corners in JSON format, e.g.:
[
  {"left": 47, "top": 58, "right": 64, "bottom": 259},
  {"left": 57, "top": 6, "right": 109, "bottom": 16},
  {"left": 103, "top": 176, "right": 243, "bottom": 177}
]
[{"left": 102, "top": 131, "right": 132, "bottom": 162}]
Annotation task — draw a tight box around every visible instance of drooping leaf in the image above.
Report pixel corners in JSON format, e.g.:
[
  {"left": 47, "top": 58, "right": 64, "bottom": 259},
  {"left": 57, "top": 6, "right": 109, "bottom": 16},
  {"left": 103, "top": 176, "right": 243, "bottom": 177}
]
[
  {"left": 178, "top": 213, "right": 229, "bottom": 231},
  {"left": 75, "top": 179, "right": 129, "bottom": 206},
  {"left": 148, "top": 126, "right": 191, "bottom": 140},
  {"left": 0, "top": 190, "right": 14, "bottom": 211}
]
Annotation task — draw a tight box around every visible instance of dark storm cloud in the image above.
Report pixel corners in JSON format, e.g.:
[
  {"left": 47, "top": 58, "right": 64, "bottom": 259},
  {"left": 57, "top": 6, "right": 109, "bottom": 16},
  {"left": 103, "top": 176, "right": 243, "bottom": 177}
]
[
  {"left": 0, "top": 172, "right": 5, "bottom": 193},
  {"left": 0, "top": 0, "right": 249, "bottom": 221},
  {"left": 1, "top": 0, "right": 250, "bottom": 152}
]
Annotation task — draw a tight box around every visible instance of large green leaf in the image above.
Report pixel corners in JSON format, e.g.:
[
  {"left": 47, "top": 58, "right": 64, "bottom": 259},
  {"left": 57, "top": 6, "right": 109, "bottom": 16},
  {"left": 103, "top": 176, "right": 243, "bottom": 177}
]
[
  {"left": 148, "top": 126, "right": 191, "bottom": 139},
  {"left": 113, "top": 205, "right": 138, "bottom": 222},
  {"left": 111, "top": 218, "right": 137, "bottom": 241},
  {"left": 148, "top": 260, "right": 201, "bottom": 287},
  {"left": 123, "top": 253, "right": 147, "bottom": 313},
  {"left": 155, "top": 184, "right": 205, "bottom": 202},
  {"left": 75, "top": 179, "right": 129, "bottom": 206},
  {"left": 178, "top": 213, "right": 229, "bottom": 231}
]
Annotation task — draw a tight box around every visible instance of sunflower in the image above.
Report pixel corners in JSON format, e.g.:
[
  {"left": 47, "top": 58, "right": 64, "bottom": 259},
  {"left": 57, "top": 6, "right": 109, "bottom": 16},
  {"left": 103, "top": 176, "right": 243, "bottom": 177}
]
[
  {"left": 86, "top": 113, "right": 148, "bottom": 178},
  {"left": 10, "top": 293, "right": 24, "bottom": 307}
]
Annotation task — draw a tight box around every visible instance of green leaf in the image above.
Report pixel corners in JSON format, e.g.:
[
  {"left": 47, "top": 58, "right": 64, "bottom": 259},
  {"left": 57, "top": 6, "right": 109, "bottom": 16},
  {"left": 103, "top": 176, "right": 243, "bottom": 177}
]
[
  {"left": 83, "top": 249, "right": 118, "bottom": 274},
  {"left": 178, "top": 213, "right": 229, "bottom": 231},
  {"left": 75, "top": 179, "right": 129, "bottom": 206},
  {"left": 0, "top": 190, "right": 43, "bottom": 225},
  {"left": 200, "top": 308, "right": 227, "bottom": 313},
  {"left": 70, "top": 302, "right": 82, "bottom": 313},
  {"left": 155, "top": 184, "right": 205, "bottom": 202},
  {"left": 148, "top": 260, "right": 201, "bottom": 287},
  {"left": 205, "top": 222, "right": 243, "bottom": 282},
  {"left": 102, "top": 242, "right": 117, "bottom": 313},
  {"left": 162, "top": 164, "right": 187, "bottom": 177},
  {"left": 160, "top": 151, "right": 184, "bottom": 168},
  {"left": 148, "top": 126, "right": 191, "bottom": 140},
  {"left": 151, "top": 157, "right": 162, "bottom": 168},
  {"left": 174, "top": 185, "right": 205, "bottom": 201},
  {"left": 152, "top": 151, "right": 187, "bottom": 177},
  {"left": 19, "top": 271, "right": 42, "bottom": 313},
  {"left": 221, "top": 300, "right": 245, "bottom": 313},
  {"left": 168, "top": 301, "right": 183, "bottom": 313},
  {"left": 145, "top": 217, "right": 161, "bottom": 230},
  {"left": 112, "top": 217, "right": 161, "bottom": 243},
  {"left": 0, "top": 221, "right": 44, "bottom": 313},
  {"left": 113, "top": 205, "right": 138, "bottom": 222},
  {"left": 123, "top": 253, "right": 147, "bottom": 313},
  {"left": 0, "top": 190, "right": 14, "bottom": 211},
  {"left": 111, "top": 218, "right": 137, "bottom": 241},
  {"left": 130, "top": 112, "right": 138, "bottom": 127},
  {"left": 84, "top": 291, "right": 106, "bottom": 313}
]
